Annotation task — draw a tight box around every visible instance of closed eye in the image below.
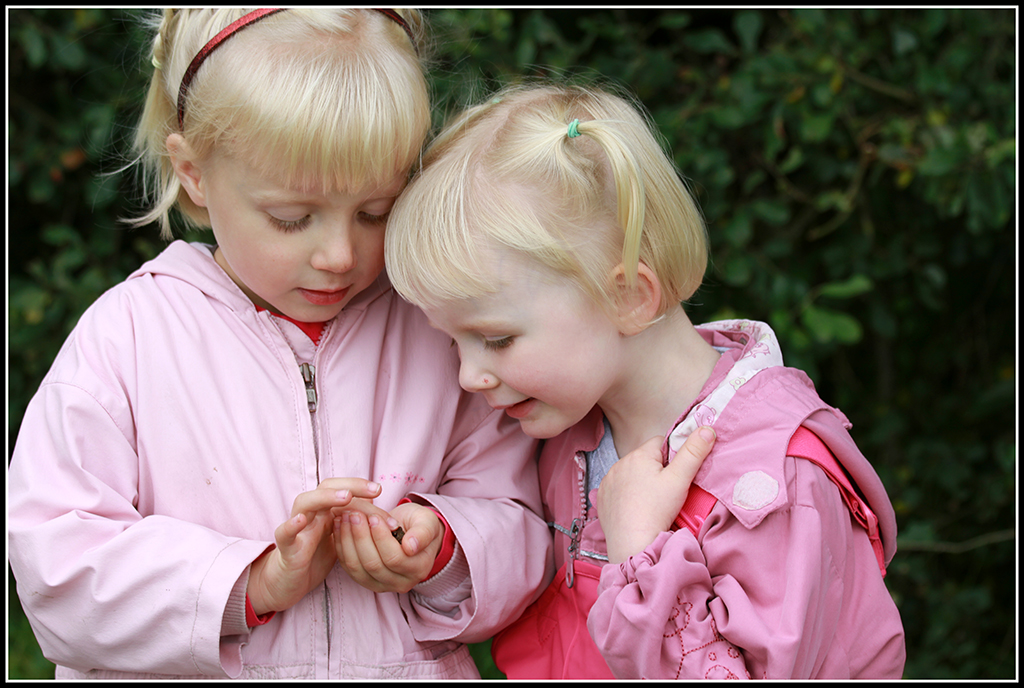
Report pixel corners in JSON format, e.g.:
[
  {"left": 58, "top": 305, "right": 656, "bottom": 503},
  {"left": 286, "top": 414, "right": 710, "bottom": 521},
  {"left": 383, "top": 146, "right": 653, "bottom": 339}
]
[
  {"left": 483, "top": 336, "right": 514, "bottom": 351},
  {"left": 360, "top": 211, "right": 390, "bottom": 227},
  {"left": 268, "top": 214, "right": 312, "bottom": 232}
]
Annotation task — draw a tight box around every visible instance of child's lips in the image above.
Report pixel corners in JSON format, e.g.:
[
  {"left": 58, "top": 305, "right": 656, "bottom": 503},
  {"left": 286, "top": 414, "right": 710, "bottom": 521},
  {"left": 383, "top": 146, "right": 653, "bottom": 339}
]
[
  {"left": 498, "top": 398, "right": 537, "bottom": 419},
  {"left": 299, "top": 287, "right": 349, "bottom": 306}
]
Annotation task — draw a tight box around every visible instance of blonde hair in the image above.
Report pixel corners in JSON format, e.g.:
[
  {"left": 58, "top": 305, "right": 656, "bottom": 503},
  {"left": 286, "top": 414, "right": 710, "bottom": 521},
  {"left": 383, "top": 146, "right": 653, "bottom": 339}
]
[
  {"left": 385, "top": 82, "right": 708, "bottom": 320},
  {"left": 131, "top": 8, "right": 430, "bottom": 239}
]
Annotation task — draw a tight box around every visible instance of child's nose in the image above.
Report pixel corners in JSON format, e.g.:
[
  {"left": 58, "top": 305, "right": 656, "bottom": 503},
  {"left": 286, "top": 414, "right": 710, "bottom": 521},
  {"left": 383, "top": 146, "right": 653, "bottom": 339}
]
[
  {"left": 312, "top": 228, "right": 357, "bottom": 273},
  {"left": 459, "top": 358, "right": 499, "bottom": 393}
]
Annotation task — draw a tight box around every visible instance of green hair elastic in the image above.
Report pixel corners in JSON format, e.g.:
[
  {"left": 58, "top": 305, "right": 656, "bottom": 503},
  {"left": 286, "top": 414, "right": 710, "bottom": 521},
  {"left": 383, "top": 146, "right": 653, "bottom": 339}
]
[{"left": 567, "top": 119, "right": 582, "bottom": 138}]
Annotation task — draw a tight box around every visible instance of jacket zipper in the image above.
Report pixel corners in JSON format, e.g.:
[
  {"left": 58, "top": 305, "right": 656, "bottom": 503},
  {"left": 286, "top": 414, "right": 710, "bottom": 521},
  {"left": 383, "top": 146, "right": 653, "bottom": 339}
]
[
  {"left": 300, "top": 362, "right": 318, "bottom": 412},
  {"left": 566, "top": 451, "right": 590, "bottom": 589},
  {"left": 273, "top": 314, "right": 332, "bottom": 675},
  {"left": 299, "top": 360, "right": 331, "bottom": 671},
  {"left": 300, "top": 363, "right": 319, "bottom": 478}
]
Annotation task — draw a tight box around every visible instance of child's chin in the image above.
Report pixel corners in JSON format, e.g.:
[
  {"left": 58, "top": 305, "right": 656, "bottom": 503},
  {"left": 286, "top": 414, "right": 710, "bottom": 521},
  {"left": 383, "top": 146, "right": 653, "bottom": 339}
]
[{"left": 517, "top": 417, "right": 571, "bottom": 441}]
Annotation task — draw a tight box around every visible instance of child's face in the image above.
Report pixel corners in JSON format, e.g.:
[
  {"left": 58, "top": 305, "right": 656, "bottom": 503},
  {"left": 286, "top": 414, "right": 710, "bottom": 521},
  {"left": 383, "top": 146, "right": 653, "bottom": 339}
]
[
  {"left": 191, "top": 151, "right": 406, "bottom": 322},
  {"left": 421, "top": 251, "right": 626, "bottom": 439}
]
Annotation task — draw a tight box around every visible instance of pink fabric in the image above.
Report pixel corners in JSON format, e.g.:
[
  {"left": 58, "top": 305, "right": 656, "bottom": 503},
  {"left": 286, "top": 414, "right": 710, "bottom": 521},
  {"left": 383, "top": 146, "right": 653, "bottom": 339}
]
[
  {"left": 672, "top": 484, "right": 717, "bottom": 535},
  {"left": 493, "top": 561, "right": 616, "bottom": 679},
  {"left": 494, "top": 464, "right": 714, "bottom": 680},
  {"left": 493, "top": 321, "right": 905, "bottom": 680},
  {"left": 494, "top": 419, "right": 893, "bottom": 679},
  {"left": 787, "top": 426, "right": 886, "bottom": 576},
  {"left": 8, "top": 241, "right": 552, "bottom": 679}
]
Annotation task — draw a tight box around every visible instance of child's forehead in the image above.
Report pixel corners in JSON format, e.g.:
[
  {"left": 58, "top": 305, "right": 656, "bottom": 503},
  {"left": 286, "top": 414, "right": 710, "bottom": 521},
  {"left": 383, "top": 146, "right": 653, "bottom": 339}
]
[
  {"left": 472, "top": 246, "right": 586, "bottom": 297},
  {"left": 421, "top": 256, "right": 597, "bottom": 335}
]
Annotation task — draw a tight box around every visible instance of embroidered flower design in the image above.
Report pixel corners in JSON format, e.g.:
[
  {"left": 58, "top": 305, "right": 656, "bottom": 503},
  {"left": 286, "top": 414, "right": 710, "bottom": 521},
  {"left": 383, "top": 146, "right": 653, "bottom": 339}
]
[
  {"left": 377, "top": 472, "right": 427, "bottom": 487},
  {"left": 663, "top": 596, "right": 738, "bottom": 679}
]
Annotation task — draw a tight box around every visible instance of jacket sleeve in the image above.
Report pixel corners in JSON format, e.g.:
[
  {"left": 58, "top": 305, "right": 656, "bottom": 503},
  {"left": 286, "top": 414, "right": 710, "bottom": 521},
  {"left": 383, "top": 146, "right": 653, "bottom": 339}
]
[
  {"left": 400, "top": 394, "right": 554, "bottom": 644},
  {"left": 588, "top": 467, "right": 848, "bottom": 679},
  {"left": 7, "top": 349, "right": 268, "bottom": 677}
]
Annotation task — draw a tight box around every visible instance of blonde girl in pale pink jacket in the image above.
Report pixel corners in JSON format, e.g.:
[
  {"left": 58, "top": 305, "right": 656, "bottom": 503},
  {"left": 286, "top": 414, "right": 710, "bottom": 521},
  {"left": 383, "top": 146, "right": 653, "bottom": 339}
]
[{"left": 8, "top": 9, "right": 561, "bottom": 679}]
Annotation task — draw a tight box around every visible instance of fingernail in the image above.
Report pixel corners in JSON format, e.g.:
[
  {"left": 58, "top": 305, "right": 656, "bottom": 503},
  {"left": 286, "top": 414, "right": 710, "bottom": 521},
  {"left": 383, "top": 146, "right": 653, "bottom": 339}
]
[
  {"left": 699, "top": 427, "right": 717, "bottom": 443},
  {"left": 368, "top": 515, "right": 379, "bottom": 527},
  {"left": 336, "top": 489, "right": 350, "bottom": 500},
  {"left": 386, "top": 518, "right": 399, "bottom": 530},
  {"left": 367, "top": 481, "right": 380, "bottom": 492}
]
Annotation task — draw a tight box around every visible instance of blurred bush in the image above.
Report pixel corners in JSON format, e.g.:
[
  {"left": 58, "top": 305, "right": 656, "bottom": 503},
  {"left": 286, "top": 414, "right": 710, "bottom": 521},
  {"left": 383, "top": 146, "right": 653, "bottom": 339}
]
[{"left": 8, "top": 8, "right": 1015, "bottom": 680}]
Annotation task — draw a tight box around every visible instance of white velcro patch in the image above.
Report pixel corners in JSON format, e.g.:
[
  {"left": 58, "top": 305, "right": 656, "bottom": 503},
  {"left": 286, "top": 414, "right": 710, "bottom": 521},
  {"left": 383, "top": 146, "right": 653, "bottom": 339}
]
[{"left": 732, "top": 470, "right": 779, "bottom": 510}]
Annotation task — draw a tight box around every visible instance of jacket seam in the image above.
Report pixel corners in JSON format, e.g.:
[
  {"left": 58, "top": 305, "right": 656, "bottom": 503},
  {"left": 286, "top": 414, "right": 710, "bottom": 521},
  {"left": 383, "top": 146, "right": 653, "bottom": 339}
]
[{"left": 36, "top": 380, "right": 135, "bottom": 448}]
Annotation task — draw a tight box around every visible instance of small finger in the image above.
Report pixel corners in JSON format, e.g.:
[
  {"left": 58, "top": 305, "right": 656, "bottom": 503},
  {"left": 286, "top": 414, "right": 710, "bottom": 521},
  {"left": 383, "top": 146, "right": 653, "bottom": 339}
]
[
  {"left": 334, "top": 513, "right": 357, "bottom": 563},
  {"left": 317, "top": 478, "right": 383, "bottom": 499},
  {"left": 667, "top": 426, "right": 716, "bottom": 483},
  {"left": 363, "top": 512, "right": 407, "bottom": 565},
  {"left": 342, "top": 511, "right": 389, "bottom": 576},
  {"left": 276, "top": 513, "right": 307, "bottom": 543},
  {"left": 291, "top": 481, "right": 381, "bottom": 517},
  {"left": 396, "top": 523, "right": 434, "bottom": 557},
  {"left": 396, "top": 514, "right": 441, "bottom": 559},
  {"left": 335, "top": 512, "right": 381, "bottom": 570},
  {"left": 290, "top": 489, "right": 352, "bottom": 518}
]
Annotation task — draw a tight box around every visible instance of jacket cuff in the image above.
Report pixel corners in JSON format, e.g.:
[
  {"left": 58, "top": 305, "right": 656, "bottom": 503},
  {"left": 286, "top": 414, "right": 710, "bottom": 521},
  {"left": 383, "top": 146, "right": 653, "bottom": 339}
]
[
  {"left": 414, "top": 539, "right": 471, "bottom": 600},
  {"left": 225, "top": 550, "right": 277, "bottom": 631},
  {"left": 221, "top": 569, "right": 251, "bottom": 637},
  {"left": 244, "top": 595, "right": 276, "bottom": 628},
  {"left": 599, "top": 529, "right": 678, "bottom": 593}
]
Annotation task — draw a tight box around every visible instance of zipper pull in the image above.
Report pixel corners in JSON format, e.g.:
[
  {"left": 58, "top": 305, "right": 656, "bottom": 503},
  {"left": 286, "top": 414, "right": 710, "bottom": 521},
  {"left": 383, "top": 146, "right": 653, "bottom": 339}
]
[
  {"left": 300, "top": 363, "right": 317, "bottom": 412},
  {"left": 566, "top": 517, "right": 582, "bottom": 589}
]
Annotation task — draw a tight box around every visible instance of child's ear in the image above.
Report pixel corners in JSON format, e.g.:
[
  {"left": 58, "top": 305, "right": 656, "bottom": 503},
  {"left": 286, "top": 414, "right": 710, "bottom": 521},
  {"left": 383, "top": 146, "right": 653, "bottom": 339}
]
[
  {"left": 611, "top": 261, "right": 662, "bottom": 336},
  {"left": 166, "top": 133, "right": 208, "bottom": 208}
]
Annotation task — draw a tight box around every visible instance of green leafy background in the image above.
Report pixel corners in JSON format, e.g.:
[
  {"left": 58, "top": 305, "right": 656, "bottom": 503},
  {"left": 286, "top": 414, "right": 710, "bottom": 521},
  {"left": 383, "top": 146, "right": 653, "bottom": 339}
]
[{"left": 7, "top": 9, "right": 1016, "bottom": 680}]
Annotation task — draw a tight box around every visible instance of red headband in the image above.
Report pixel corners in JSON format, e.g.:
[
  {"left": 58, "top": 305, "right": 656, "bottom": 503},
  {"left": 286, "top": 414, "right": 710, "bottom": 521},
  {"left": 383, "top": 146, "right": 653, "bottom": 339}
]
[{"left": 176, "top": 8, "right": 417, "bottom": 130}]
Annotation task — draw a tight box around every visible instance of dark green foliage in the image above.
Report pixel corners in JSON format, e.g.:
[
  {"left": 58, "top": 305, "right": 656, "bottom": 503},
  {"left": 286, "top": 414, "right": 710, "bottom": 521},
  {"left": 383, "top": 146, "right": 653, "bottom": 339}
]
[{"left": 8, "top": 9, "right": 1015, "bottom": 680}]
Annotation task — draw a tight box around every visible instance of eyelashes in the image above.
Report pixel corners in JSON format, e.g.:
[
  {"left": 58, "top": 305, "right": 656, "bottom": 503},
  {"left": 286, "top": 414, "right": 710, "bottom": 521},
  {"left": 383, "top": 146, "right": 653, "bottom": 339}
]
[
  {"left": 268, "top": 215, "right": 312, "bottom": 232},
  {"left": 449, "top": 336, "right": 515, "bottom": 352},
  {"left": 360, "top": 211, "right": 390, "bottom": 227},
  {"left": 483, "top": 336, "right": 514, "bottom": 351},
  {"left": 267, "top": 211, "right": 390, "bottom": 233}
]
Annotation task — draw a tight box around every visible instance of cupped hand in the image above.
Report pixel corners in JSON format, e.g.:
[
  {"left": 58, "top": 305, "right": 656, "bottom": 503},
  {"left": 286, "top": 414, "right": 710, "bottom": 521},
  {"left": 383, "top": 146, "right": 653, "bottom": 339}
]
[
  {"left": 247, "top": 478, "right": 382, "bottom": 616},
  {"left": 334, "top": 500, "right": 445, "bottom": 593}
]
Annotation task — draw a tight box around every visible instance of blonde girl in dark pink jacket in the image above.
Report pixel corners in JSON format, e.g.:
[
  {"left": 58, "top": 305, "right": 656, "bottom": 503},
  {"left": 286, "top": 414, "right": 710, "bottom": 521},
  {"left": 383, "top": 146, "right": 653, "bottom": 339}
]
[{"left": 384, "top": 82, "right": 906, "bottom": 679}]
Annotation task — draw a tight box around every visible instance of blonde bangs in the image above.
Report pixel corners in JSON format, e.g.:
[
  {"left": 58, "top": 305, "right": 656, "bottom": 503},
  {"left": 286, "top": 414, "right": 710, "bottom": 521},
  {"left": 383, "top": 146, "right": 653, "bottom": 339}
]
[
  {"left": 387, "top": 153, "right": 599, "bottom": 311},
  {"left": 185, "top": 11, "right": 429, "bottom": 194},
  {"left": 386, "top": 158, "right": 497, "bottom": 308}
]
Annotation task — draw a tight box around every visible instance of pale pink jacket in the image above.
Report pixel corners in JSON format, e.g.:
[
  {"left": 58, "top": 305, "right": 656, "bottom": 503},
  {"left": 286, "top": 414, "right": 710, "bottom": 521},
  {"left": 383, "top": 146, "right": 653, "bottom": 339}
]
[
  {"left": 7, "top": 241, "right": 552, "bottom": 680},
  {"left": 535, "top": 320, "right": 905, "bottom": 679}
]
